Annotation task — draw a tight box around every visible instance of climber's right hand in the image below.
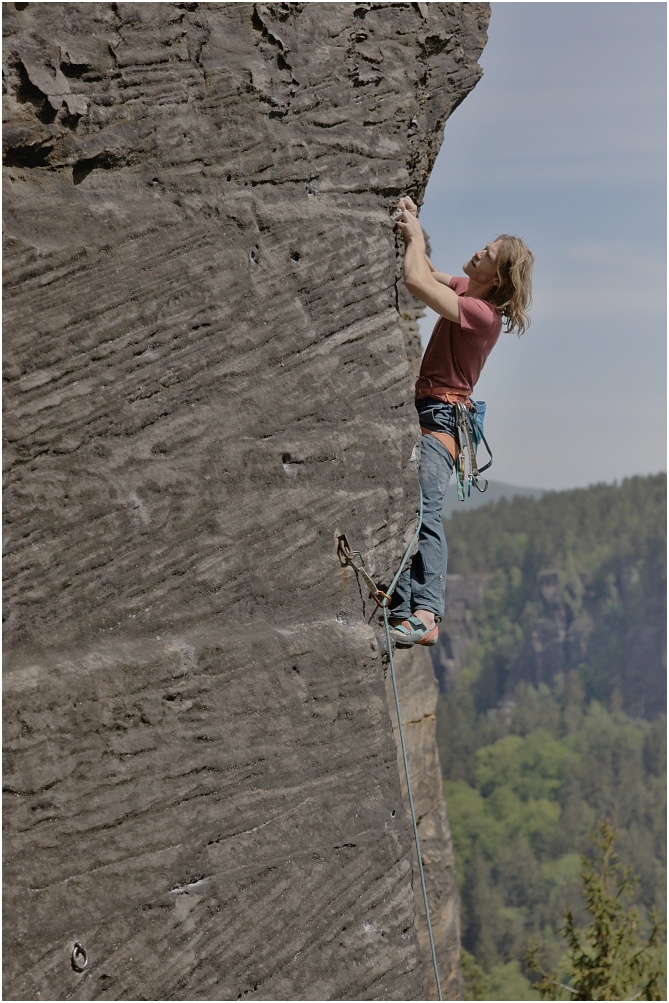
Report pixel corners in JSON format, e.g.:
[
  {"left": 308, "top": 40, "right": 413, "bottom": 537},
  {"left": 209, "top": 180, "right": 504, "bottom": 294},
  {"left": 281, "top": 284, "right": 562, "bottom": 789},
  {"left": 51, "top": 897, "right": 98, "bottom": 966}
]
[{"left": 397, "top": 195, "right": 418, "bottom": 217}]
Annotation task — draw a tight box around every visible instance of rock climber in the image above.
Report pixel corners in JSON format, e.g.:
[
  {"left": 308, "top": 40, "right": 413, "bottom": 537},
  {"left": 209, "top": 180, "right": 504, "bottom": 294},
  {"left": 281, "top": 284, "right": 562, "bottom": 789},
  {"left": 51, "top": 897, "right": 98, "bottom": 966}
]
[{"left": 389, "top": 195, "right": 534, "bottom": 647}]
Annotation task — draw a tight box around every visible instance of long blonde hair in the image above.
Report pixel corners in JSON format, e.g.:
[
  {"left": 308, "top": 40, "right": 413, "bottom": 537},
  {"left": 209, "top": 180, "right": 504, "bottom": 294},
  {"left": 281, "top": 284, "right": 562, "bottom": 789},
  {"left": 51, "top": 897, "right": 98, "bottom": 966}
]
[{"left": 488, "top": 234, "right": 534, "bottom": 335}]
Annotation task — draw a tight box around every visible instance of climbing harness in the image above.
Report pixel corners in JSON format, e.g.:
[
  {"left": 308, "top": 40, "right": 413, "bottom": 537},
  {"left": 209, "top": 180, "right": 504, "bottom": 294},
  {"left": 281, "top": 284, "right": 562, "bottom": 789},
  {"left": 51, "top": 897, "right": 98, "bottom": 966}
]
[
  {"left": 338, "top": 487, "right": 444, "bottom": 1002},
  {"left": 454, "top": 400, "right": 493, "bottom": 501}
]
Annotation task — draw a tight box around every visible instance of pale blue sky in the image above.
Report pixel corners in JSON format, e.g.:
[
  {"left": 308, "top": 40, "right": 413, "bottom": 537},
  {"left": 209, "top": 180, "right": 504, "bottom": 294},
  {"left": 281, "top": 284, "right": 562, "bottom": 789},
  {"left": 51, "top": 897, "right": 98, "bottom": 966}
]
[{"left": 418, "top": 2, "right": 666, "bottom": 489}]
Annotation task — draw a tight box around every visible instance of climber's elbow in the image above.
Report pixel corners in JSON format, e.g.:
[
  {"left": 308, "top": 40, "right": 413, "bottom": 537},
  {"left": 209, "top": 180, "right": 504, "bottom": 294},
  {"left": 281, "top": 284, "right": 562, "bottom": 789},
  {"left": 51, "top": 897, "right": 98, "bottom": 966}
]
[
  {"left": 405, "top": 278, "right": 461, "bottom": 322},
  {"left": 404, "top": 276, "right": 426, "bottom": 298}
]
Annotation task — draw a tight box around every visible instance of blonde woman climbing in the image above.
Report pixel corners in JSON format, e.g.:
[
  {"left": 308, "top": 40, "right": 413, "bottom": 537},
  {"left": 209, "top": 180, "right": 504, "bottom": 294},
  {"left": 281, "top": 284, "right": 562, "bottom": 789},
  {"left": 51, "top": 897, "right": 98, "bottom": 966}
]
[{"left": 390, "top": 196, "right": 534, "bottom": 647}]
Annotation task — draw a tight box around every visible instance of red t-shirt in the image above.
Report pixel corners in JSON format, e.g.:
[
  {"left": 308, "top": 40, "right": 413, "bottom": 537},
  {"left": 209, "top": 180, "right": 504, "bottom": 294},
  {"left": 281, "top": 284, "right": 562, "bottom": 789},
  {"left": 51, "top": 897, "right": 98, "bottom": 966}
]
[{"left": 415, "top": 276, "right": 502, "bottom": 401}]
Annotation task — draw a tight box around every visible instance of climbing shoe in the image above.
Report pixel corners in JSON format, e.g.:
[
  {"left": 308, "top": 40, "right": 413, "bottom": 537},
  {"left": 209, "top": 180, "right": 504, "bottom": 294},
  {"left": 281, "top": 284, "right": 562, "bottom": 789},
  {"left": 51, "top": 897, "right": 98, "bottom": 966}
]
[{"left": 389, "top": 615, "right": 438, "bottom": 648}]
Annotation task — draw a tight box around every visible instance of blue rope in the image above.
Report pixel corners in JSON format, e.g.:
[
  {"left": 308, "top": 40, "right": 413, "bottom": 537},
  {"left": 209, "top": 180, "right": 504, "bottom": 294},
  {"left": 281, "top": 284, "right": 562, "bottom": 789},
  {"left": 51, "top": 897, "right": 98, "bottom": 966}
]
[{"left": 379, "top": 488, "right": 444, "bottom": 1001}]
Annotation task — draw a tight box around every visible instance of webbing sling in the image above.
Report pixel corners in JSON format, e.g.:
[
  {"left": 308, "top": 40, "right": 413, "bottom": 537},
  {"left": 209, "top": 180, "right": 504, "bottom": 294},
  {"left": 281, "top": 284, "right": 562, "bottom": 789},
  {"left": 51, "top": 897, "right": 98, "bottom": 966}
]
[
  {"left": 338, "top": 488, "right": 444, "bottom": 1001},
  {"left": 455, "top": 401, "right": 493, "bottom": 500}
]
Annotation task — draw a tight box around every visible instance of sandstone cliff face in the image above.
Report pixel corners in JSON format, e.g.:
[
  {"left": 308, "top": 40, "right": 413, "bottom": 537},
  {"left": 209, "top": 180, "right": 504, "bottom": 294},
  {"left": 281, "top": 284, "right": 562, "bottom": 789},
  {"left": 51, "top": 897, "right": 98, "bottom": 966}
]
[
  {"left": 385, "top": 646, "right": 462, "bottom": 1001},
  {"left": 3, "top": 3, "right": 490, "bottom": 999}
]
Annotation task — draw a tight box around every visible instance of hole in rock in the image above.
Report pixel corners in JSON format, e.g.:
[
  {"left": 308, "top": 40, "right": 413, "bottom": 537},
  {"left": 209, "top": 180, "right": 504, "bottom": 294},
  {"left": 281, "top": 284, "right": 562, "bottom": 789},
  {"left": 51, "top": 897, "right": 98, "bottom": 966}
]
[
  {"left": 250, "top": 8, "right": 265, "bottom": 34},
  {"left": 4, "top": 143, "right": 53, "bottom": 167},
  {"left": 73, "top": 159, "right": 97, "bottom": 185},
  {"left": 290, "top": 251, "right": 300, "bottom": 261},
  {"left": 73, "top": 152, "right": 124, "bottom": 185},
  {"left": 60, "top": 60, "right": 90, "bottom": 79}
]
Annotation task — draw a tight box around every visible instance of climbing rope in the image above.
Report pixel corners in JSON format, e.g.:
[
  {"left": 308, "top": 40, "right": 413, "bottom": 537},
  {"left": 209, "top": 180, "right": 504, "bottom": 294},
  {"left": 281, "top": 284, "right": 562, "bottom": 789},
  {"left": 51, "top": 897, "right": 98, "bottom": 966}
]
[{"left": 338, "top": 488, "right": 444, "bottom": 1001}]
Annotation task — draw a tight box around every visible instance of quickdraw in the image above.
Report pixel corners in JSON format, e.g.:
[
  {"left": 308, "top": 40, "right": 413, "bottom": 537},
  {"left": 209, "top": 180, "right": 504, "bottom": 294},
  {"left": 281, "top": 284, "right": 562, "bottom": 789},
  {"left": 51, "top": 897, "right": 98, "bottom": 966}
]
[
  {"left": 336, "top": 535, "right": 391, "bottom": 608},
  {"left": 455, "top": 401, "right": 493, "bottom": 501}
]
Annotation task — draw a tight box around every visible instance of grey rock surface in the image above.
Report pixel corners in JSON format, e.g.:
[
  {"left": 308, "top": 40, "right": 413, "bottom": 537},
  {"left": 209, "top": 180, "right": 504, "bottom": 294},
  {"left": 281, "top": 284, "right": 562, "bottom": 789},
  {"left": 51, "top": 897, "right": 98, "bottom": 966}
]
[
  {"left": 385, "top": 646, "right": 462, "bottom": 1001},
  {"left": 3, "top": 3, "right": 490, "bottom": 999}
]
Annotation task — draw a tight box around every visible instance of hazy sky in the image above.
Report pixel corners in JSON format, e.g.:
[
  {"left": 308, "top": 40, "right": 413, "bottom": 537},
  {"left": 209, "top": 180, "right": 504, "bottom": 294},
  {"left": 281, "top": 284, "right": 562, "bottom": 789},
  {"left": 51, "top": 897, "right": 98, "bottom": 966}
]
[{"left": 418, "top": 2, "right": 666, "bottom": 490}]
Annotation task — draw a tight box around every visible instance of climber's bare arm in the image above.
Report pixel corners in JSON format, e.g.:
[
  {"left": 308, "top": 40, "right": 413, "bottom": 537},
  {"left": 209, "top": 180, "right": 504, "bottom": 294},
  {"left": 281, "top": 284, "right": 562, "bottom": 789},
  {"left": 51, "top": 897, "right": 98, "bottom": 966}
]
[
  {"left": 397, "top": 197, "right": 453, "bottom": 288},
  {"left": 425, "top": 255, "right": 453, "bottom": 284},
  {"left": 395, "top": 208, "right": 459, "bottom": 323}
]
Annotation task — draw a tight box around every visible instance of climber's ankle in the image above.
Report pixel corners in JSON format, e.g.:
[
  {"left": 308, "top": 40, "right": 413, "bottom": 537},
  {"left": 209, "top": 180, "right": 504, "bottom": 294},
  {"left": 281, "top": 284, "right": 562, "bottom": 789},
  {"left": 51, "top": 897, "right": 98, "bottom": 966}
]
[
  {"left": 388, "top": 614, "right": 408, "bottom": 627},
  {"left": 414, "top": 609, "right": 436, "bottom": 630}
]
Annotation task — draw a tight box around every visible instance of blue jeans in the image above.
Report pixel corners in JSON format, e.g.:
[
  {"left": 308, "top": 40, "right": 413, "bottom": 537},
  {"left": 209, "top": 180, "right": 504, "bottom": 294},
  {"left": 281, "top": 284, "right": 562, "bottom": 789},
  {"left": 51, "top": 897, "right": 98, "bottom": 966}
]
[{"left": 390, "top": 411, "right": 455, "bottom": 621}]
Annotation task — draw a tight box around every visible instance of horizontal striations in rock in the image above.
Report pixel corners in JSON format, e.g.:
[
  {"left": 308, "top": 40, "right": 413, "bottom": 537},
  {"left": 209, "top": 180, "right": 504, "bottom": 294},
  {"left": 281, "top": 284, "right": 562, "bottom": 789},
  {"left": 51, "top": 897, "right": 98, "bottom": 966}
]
[
  {"left": 3, "top": 3, "right": 489, "bottom": 999},
  {"left": 4, "top": 624, "right": 420, "bottom": 1000},
  {"left": 386, "top": 646, "right": 463, "bottom": 1001}
]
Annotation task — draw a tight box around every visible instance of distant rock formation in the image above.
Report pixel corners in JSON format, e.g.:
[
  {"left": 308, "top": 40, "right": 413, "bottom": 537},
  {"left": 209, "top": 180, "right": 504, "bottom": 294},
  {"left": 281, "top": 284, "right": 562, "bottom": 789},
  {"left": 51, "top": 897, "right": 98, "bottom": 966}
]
[
  {"left": 3, "top": 3, "right": 490, "bottom": 999},
  {"left": 509, "top": 565, "right": 667, "bottom": 719},
  {"left": 435, "top": 558, "right": 665, "bottom": 722},
  {"left": 432, "top": 574, "right": 489, "bottom": 691}
]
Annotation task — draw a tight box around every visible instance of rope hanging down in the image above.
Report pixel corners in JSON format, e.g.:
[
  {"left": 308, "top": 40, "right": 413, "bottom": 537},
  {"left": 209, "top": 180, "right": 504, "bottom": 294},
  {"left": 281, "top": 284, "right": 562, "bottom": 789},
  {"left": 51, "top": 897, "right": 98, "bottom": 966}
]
[{"left": 338, "top": 488, "right": 444, "bottom": 1002}]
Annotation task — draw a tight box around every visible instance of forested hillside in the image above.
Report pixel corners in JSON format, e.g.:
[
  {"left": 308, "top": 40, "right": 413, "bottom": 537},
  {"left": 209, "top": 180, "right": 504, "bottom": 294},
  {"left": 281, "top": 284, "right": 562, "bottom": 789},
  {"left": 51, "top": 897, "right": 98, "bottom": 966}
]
[
  {"left": 444, "top": 474, "right": 666, "bottom": 718},
  {"left": 436, "top": 475, "right": 667, "bottom": 1000}
]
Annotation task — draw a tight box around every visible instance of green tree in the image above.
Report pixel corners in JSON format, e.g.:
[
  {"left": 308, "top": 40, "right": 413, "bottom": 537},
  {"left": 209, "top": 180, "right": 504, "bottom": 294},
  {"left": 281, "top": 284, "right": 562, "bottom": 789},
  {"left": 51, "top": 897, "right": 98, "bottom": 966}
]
[
  {"left": 461, "top": 948, "right": 492, "bottom": 1001},
  {"left": 527, "top": 820, "right": 666, "bottom": 1001}
]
